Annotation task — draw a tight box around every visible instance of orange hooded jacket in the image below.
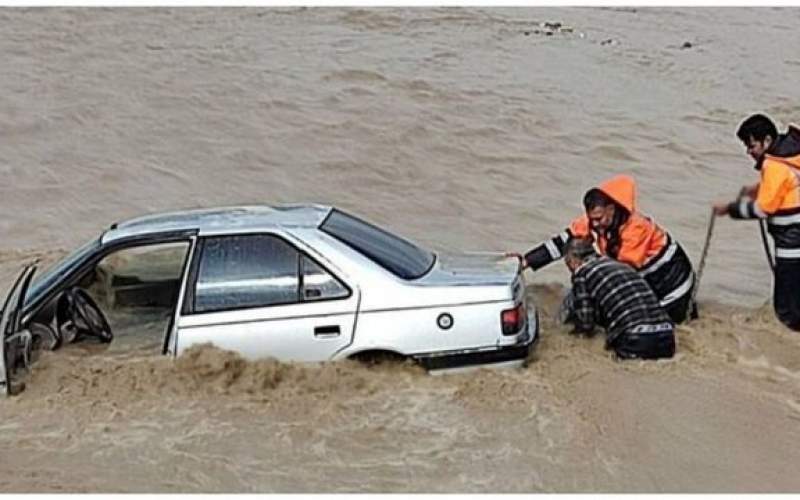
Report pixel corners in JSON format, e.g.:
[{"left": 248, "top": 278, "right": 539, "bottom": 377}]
[
  {"left": 728, "top": 125, "right": 800, "bottom": 256},
  {"left": 754, "top": 143, "right": 800, "bottom": 215},
  {"left": 569, "top": 175, "right": 668, "bottom": 269}
]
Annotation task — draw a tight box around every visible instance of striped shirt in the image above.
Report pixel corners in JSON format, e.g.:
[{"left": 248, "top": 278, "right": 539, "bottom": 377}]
[{"left": 572, "top": 255, "right": 673, "bottom": 344}]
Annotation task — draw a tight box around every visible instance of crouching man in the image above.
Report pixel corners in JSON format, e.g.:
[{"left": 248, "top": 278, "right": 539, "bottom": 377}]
[{"left": 565, "top": 236, "right": 676, "bottom": 360}]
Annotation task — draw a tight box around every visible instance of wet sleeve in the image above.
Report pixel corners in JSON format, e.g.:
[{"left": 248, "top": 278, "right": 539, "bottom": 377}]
[
  {"left": 523, "top": 216, "right": 590, "bottom": 270},
  {"left": 571, "top": 273, "right": 595, "bottom": 334},
  {"left": 523, "top": 229, "right": 571, "bottom": 270},
  {"left": 729, "top": 162, "right": 791, "bottom": 219}
]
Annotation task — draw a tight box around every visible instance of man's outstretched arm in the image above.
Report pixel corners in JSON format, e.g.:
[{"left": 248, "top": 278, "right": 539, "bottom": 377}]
[{"left": 522, "top": 228, "right": 572, "bottom": 270}]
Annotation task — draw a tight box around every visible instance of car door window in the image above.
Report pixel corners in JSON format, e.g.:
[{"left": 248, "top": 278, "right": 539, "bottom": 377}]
[
  {"left": 195, "top": 235, "right": 300, "bottom": 313},
  {"left": 301, "top": 256, "right": 349, "bottom": 301}
]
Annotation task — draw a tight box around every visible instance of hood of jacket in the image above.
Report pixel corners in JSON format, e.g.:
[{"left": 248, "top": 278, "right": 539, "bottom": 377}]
[
  {"left": 597, "top": 174, "right": 637, "bottom": 213},
  {"left": 772, "top": 124, "right": 800, "bottom": 157},
  {"left": 756, "top": 125, "right": 800, "bottom": 170}
]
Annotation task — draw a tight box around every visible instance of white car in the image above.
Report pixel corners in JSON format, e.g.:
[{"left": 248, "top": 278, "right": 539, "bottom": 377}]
[{"left": 1, "top": 205, "right": 538, "bottom": 394}]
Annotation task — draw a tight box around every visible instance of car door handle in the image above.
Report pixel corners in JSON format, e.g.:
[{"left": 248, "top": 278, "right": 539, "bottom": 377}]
[{"left": 314, "top": 325, "right": 341, "bottom": 338}]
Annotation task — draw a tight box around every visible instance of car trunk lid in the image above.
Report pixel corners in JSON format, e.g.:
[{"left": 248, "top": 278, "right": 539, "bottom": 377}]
[{"left": 415, "top": 252, "right": 521, "bottom": 287}]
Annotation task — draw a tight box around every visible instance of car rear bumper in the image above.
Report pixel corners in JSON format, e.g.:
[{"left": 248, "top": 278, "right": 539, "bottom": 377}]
[{"left": 414, "top": 308, "right": 539, "bottom": 372}]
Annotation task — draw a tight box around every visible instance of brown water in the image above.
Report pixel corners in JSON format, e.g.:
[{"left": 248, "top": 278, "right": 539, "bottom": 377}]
[{"left": 1, "top": 7, "right": 800, "bottom": 492}]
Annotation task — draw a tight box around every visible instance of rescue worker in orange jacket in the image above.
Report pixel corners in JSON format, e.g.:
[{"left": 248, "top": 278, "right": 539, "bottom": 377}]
[
  {"left": 713, "top": 114, "right": 800, "bottom": 331},
  {"left": 514, "top": 174, "right": 697, "bottom": 323}
]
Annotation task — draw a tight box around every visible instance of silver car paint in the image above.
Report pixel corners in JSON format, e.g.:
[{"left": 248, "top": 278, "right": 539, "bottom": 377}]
[
  {"left": 34, "top": 204, "right": 535, "bottom": 366},
  {"left": 172, "top": 222, "right": 530, "bottom": 362}
]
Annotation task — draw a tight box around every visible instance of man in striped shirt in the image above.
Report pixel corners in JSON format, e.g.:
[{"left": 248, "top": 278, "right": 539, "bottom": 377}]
[{"left": 564, "top": 237, "right": 676, "bottom": 360}]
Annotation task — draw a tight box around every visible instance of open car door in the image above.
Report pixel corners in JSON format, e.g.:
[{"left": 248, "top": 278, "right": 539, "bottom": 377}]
[{"left": 0, "top": 264, "right": 36, "bottom": 396}]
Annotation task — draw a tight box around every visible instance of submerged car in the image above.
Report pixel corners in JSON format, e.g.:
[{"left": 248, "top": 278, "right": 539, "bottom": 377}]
[{"left": 1, "top": 205, "right": 538, "bottom": 395}]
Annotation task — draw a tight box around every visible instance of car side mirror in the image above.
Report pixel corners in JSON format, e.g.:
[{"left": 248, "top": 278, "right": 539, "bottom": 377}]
[{"left": 304, "top": 288, "right": 322, "bottom": 299}]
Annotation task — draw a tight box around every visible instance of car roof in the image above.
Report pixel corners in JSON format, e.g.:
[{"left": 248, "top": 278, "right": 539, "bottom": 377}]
[{"left": 102, "top": 204, "right": 333, "bottom": 243}]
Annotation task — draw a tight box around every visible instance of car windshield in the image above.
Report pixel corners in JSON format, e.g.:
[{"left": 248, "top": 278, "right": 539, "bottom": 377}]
[
  {"left": 320, "top": 209, "right": 435, "bottom": 280},
  {"left": 26, "top": 236, "right": 101, "bottom": 305}
]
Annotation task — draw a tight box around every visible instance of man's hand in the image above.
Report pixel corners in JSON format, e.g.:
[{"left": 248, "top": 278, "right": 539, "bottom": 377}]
[
  {"left": 712, "top": 202, "right": 730, "bottom": 217},
  {"left": 504, "top": 252, "right": 527, "bottom": 269}
]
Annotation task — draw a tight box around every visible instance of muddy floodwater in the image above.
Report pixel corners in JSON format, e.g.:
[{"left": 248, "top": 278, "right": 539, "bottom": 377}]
[{"left": 1, "top": 7, "right": 800, "bottom": 493}]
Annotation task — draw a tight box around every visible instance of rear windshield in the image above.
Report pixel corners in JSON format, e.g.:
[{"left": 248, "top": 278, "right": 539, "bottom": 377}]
[{"left": 320, "top": 210, "right": 435, "bottom": 280}]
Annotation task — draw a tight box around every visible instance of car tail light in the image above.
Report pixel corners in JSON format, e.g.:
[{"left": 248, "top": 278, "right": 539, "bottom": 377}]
[{"left": 501, "top": 303, "right": 525, "bottom": 335}]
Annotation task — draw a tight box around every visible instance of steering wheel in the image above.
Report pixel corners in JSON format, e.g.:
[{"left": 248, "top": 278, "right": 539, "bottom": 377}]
[{"left": 59, "top": 288, "right": 113, "bottom": 344}]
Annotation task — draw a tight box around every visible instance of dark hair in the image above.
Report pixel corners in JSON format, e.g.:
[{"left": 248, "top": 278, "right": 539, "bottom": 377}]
[
  {"left": 737, "top": 114, "right": 778, "bottom": 144},
  {"left": 565, "top": 237, "right": 597, "bottom": 262},
  {"left": 582, "top": 188, "right": 614, "bottom": 211}
]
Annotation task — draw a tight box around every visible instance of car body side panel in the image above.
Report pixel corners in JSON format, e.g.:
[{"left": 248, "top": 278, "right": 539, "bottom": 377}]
[
  {"left": 175, "top": 298, "right": 359, "bottom": 361},
  {"left": 336, "top": 299, "right": 520, "bottom": 359},
  {"left": 286, "top": 228, "right": 533, "bottom": 362},
  {"left": 172, "top": 228, "right": 363, "bottom": 362}
]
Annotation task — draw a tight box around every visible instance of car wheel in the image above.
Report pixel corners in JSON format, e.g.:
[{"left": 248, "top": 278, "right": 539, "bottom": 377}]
[{"left": 349, "top": 350, "right": 409, "bottom": 366}]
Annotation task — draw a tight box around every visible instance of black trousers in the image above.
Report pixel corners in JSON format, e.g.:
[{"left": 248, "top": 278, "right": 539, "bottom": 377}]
[
  {"left": 610, "top": 328, "right": 676, "bottom": 360},
  {"left": 774, "top": 258, "right": 800, "bottom": 331},
  {"left": 663, "top": 291, "right": 698, "bottom": 325}
]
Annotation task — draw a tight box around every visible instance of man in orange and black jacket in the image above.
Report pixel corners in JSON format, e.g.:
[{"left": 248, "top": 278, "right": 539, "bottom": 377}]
[
  {"left": 714, "top": 114, "right": 800, "bottom": 331},
  {"left": 513, "top": 174, "right": 697, "bottom": 324}
]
